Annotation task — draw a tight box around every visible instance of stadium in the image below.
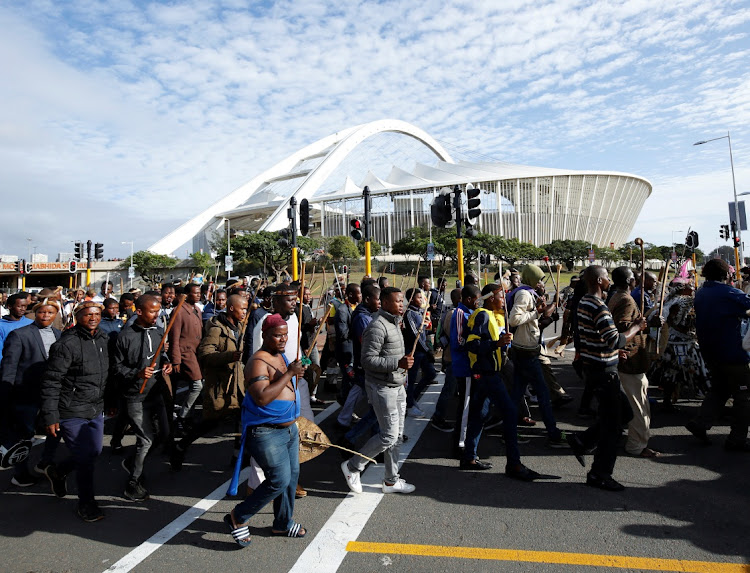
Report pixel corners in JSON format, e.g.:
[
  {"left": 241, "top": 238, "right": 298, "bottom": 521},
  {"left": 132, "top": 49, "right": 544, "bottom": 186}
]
[{"left": 149, "top": 119, "right": 652, "bottom": 255}]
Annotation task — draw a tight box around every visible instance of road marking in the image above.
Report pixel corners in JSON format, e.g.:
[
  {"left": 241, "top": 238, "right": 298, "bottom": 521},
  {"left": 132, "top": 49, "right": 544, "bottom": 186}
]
[
  {"left": 288, "top": 378, "right": 441, "bottom": 573},
  {"left": 102, "top": 400, "right": 341, "bottom": 572},
  {"left": 345, "top": 542, "right": 750, "bottom": 573}
]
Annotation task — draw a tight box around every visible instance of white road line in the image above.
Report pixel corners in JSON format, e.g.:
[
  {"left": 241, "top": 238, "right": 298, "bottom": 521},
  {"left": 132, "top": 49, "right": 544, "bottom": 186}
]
[
  {"left": 288, "top": 377, "right": 442, "bottom": 573},
  {"left": 102, "top": 401, "right": 341, "bottom": 573}
]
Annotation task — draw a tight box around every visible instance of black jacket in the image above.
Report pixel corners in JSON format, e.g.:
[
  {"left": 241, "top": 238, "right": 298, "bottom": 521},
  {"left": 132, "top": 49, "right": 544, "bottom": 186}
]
[
  {"left": 40, "top": 325, "right": 112, "bottom": 425},
  {"left": 0, "top": 323, "right": 61, "bottom": 406},
  {"left": 332, "top": 300, "right": 353, "bottom": 366},
  {"left": 112, "top": 323, "right": 168, "bottom": 401}
]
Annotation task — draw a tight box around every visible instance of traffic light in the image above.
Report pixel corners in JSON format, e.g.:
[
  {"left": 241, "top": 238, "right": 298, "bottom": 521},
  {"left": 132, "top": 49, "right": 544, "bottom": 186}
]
[
  {"left": 464, "top": 184, "right": 481, "bottom": 237},
  {"left": 466, "top": 185, "right": 482, "bottom": 222},
  {"left": 94, "top": 242, "right": 104, "bottom": 260},
  {"left": 719, "top": 225, "right": 730, "bottom": 240},
  {"left": 278, "top": 228, "right": 291, "bottom": 248},
  {"left": 74, "top": 241, "right": 84, "bottom": 260},
  {"left": 342, "top": 265, "right": 348, "bottom": 275},
  {"left": 430, "top": 189, "right": 453, "bottom": 228},
  {"left": 350, "top": 218, "right": 363, "bottom": 241},
  {"left": 14, "top": 260, "right": 21, "bottom": 273},
  {"left": 685, "top": 231, "right": 699, "bottom": 250},
  {"left": 69, "top": 260, "right": 77, "bottom": 273},
  {"left": 299, "top": 199, "right": 310, "bottom": 237}
]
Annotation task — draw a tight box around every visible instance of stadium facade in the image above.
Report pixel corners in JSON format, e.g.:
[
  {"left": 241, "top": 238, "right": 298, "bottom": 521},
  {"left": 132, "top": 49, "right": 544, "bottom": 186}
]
[{"left": 149, "top": 119, "right": 652, "bottom": 255}]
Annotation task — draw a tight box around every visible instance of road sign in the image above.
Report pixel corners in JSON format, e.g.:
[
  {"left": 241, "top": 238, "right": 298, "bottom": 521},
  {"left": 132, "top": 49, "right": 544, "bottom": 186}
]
[
  {"left": 426, "top": 242, "right": 435, "bottom": 261},
  {"left": 128, "top": 266, "right": 135, "bottom": 279},
  {"left": 729, "top": 201, "right": 747, "bottom": 231},
  {"left": 225, "top": 255, "right": 233, "bottom": 272},
  {"left": 671, "top": 251, "right": 678, "bottom": 263},
  {"left": 588, "top": 249, "right": 595, "bottom": 263}
]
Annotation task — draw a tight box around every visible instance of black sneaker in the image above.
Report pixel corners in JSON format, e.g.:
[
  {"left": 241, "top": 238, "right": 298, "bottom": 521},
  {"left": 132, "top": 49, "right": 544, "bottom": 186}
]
[
  {"left": 685, "top": 421, "right": 711, "bottom": 445},
  {"left": 124, "top": 478, "right": 149, "bottom": 502},
  {"left": 77, "top": 501, "right": 105, "bottom": 522},
  {"left": 586, "top": 472, "right": 625, "bottom": 491},
  {"left": 459, "top": 458, "right": 493, "bottom": 470},
  {"left": 44, "top": 465, "right": 68, "bottom": 498},
  {"left": 111, "top": 442, "right": 124, "bottom": 455},
  {"left": 430, "top": 418, "right": 455, "bottom": 433},
  {"left": 11, "top": 473, "right": 38, "bottom": 487},
  {"left": 552, "top": 394, "right": 574, "bottom": 407}
]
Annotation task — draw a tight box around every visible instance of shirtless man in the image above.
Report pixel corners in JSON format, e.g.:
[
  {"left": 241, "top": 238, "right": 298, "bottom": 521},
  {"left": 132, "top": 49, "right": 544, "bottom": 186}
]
[{"left": 224, "top": 314, "right": 308, "bottom": 547}]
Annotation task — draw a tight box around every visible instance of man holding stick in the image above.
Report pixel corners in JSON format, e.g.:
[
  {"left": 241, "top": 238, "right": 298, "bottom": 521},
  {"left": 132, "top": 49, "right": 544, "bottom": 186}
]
[
  {"left": 403, "top": 288, "right": 436, "bottom": 417},
  {"left": 112, "top": 295, "right": 173, "bottom": 500},
  {"left": 341, "top": 287, "right": 415, "bottom": 494}
]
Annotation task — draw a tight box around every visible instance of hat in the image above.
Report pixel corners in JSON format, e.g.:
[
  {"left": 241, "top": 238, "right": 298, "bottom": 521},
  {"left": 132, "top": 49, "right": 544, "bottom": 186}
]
[
  {"left": 520, "top": 264, "right": 544, "bottom": 286},
  {"left": 262, "top": 313, "right": 287, "bottom": 333},
  {"left": 74, "top": 301, "right": 104, "bottom": 316},
  {"left": 32, "top": 298, "right": 61, "bottom": 314}
]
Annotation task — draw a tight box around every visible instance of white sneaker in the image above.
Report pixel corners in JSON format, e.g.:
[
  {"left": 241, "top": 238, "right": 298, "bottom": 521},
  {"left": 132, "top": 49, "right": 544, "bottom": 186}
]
[
  {"left": 382, "top": 478, "right": 415, "bottom": 494},
  {"left": 407, "top": 405, "right": 426, "bottom": 418},
  {"left": 341, "top": 461, "right": 362, "bottom": 494}
]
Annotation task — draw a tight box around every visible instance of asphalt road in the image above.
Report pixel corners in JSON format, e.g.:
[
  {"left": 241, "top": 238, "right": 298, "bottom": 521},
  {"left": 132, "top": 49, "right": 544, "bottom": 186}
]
[{"left": 2, "top": 349, "right": 749, "bottom": 573}]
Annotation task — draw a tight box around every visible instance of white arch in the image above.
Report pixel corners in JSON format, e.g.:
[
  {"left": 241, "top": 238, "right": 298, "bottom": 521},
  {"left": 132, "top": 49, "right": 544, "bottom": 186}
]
[{"left": 148, "top": 119, "right": 452, "bottom": 254}]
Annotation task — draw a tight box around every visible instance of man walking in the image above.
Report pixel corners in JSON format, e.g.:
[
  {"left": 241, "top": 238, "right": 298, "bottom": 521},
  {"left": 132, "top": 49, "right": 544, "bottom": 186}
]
[{"left": 341, "top": 287, "right": 415, "bottom": 494}]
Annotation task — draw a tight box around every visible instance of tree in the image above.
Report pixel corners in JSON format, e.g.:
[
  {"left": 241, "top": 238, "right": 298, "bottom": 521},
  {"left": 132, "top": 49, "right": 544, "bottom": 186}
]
[
  {"left": 542, "top": 240, "right": 591, "bottom": 271},
  {"left": 597, "top": 246, "right": 619, "bottom": 267},
  {"left": 327, "top": 236, "right": 360, "bottom": 262},
  {"left": 211, "top": 231, "right": 292, "bottom": 278},
  {"left": 119, "top": 251, "right": 178, "bottom": 287},
  {"left": 189, "top": 251, "right": 215, "bottom": 277},
  {"left": 357, "top": 238, "right": 382, "bottom": 257}
]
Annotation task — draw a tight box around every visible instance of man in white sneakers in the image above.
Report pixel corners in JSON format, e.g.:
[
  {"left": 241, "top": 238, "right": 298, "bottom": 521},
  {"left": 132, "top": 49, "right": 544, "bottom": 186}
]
[{"left": 341, "top": 287, "right": 415, "bottom": 494}]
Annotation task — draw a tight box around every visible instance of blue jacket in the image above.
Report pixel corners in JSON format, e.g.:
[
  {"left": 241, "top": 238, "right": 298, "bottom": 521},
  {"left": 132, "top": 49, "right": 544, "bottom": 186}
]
[
  {"left": 351, "top": 303, "right": 374, "bottom": 386},
  {"left": 695, "top": 281, "right": 750, "bottom": 364},
  {"left": 450, "top": 303, "right": 473, "bottom": 378},
  {"left": 0, "top": 316, "right": 33, "bottom": 365}
]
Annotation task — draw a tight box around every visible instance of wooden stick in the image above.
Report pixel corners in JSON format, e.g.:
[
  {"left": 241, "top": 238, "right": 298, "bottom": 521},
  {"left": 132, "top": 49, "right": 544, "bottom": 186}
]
[
  {"left": 139, "top": 294, "right": 187, "bottom": 393},
  {"left": 379, "top": 264, "right": 387, "bottom": 278},
  {"left": 634, "top": 237, "right": 646, "bottom": 316},
  {"left": 554, "top": 264, "right": 562, "bottom": 306},
  {"left": 297, "top": 263, "right": 306, "bottom": 360},
  {"left": 305, "top": 303, "right": 333, "bottom": 358},
  {"left": 408, "top": 306, "right": 431, "bottom": 357},
  {"left": 655, "top": 260, "right": 670, "bottom": 355},
  {"left": 299, "top": 438, "right": 377, "bottom": 464}
]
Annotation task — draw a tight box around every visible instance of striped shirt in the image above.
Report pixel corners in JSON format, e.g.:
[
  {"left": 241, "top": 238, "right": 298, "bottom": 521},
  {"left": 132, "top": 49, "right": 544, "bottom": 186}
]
[{"left": 576, "top": 293, "right": 626, "bottom": 371}]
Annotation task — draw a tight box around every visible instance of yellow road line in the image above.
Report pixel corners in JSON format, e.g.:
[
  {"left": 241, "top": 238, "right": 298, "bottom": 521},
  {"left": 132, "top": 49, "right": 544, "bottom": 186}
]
[{"left": 346, "top": 541, "right": 749, "bottom": 572}]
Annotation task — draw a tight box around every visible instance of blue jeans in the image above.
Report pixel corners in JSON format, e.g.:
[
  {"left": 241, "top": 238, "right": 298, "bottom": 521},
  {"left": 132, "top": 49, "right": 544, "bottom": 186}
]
[
  {"left": 233, "top": 424, "right": 299, "bottom": 531},
  {"left": 406, "top": 350, "right": 436, "bottom": 408},
  {"left": 58, "top": 415, "right": 104, "bottom": 504},
  {"left": 434, "top": 362, "right": 456, "bottom": 421},
  {"left": 463, "top": 373, "right": 520, "bottom": 466},
  {"left": 511, "top": 349, "right": 561, "bottom": 440}
]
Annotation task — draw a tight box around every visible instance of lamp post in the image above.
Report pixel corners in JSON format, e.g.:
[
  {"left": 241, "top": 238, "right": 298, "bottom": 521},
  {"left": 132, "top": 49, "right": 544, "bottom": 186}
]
[
  {"left": 694, "top": 132, "right": 741, "bottom": 277},
  {"left": 121, "top": 241, "right": 134, "bottom": 289}
]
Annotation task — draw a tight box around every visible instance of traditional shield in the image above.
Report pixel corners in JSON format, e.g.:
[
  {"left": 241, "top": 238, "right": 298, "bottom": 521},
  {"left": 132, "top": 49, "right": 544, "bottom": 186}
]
[{"left": 0, "top": 439, "right": 32, "bottom": 468}]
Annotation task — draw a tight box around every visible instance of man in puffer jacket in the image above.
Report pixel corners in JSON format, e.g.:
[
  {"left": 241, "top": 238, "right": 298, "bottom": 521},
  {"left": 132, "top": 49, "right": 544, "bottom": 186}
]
[
  {"left": 341, "top": 287, "right": 415, "bottom": 495},
  {"left": 41, "top": 301, "right": 114, "bottom": 522}
]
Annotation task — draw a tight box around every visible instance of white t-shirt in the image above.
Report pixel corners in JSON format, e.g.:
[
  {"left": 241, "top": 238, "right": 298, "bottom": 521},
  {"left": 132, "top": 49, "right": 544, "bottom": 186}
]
[{"left": 250, "top": 312, "right": 299, "bottom": 362}]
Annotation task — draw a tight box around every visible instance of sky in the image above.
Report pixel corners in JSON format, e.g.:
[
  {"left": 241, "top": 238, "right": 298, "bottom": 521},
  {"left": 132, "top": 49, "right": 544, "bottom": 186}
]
[{"left": 1, "top": 0, "right": 749, "bottom": 261}]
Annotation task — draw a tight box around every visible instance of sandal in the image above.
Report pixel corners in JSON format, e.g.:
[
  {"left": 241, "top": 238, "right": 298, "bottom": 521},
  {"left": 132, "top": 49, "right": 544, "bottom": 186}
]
[
  {"left": 271, "top": 522, "right": 307, "bottom": 538},
  {"left": 224, "top": 512, "right": 252, "bottom": 548}
]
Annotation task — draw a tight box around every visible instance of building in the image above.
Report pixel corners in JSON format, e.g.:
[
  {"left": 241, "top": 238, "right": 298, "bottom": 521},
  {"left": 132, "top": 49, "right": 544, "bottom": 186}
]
[{"left": 149, "top": 119, "right": 652, "bottom": 255}]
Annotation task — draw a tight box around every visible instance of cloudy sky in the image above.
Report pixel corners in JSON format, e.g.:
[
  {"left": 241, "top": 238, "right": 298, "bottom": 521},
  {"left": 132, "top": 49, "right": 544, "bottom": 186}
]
[{"left": 1, "top": 0, "right": 749, "bottom": 260}]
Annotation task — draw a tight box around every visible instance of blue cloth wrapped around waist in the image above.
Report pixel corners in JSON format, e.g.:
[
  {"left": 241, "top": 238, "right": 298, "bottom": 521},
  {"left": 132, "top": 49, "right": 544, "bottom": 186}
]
[{"left": 228, "top": 366, "right": 299, "bottom": 496}]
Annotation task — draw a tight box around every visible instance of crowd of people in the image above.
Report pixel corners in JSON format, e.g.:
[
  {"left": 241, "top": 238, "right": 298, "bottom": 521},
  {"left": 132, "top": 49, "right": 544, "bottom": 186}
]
[{"left": 0, "top": 256, "right": 748, "bottom": 547}]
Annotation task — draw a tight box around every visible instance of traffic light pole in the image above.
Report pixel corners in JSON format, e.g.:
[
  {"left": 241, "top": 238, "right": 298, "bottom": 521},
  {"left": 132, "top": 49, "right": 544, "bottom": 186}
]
[
  {"left": 364, "top": 186, "right": 372, "bottom": 277},
  {"left": 290, "top": 197, "right": 299, "bottom": 281},
  {"left": 454, "top": 186, "right": 464, "bottom": 285},
  {"left": 86, "top": 240, "right": 92, "bottom": 287}
]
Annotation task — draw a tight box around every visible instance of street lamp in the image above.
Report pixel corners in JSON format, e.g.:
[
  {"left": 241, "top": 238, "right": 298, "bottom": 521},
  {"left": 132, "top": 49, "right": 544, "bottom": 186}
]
[
  {"left": 694, "top": 132, "right": 742, "bottom": 273},
  {"left": 121, "top": 241, "right": 134, "bottom": 290}
]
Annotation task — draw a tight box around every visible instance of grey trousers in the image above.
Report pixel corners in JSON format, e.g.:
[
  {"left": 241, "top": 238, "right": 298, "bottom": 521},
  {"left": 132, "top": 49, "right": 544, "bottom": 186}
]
[
  {"left": 126, "top": 397, "right": 164, "bottom": 480},
  {"left": 178, "top": 379, "right": 203, "bottom": 419},
  {"left": 349, "top": 381, "right": 406, "bottom": 483}
]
